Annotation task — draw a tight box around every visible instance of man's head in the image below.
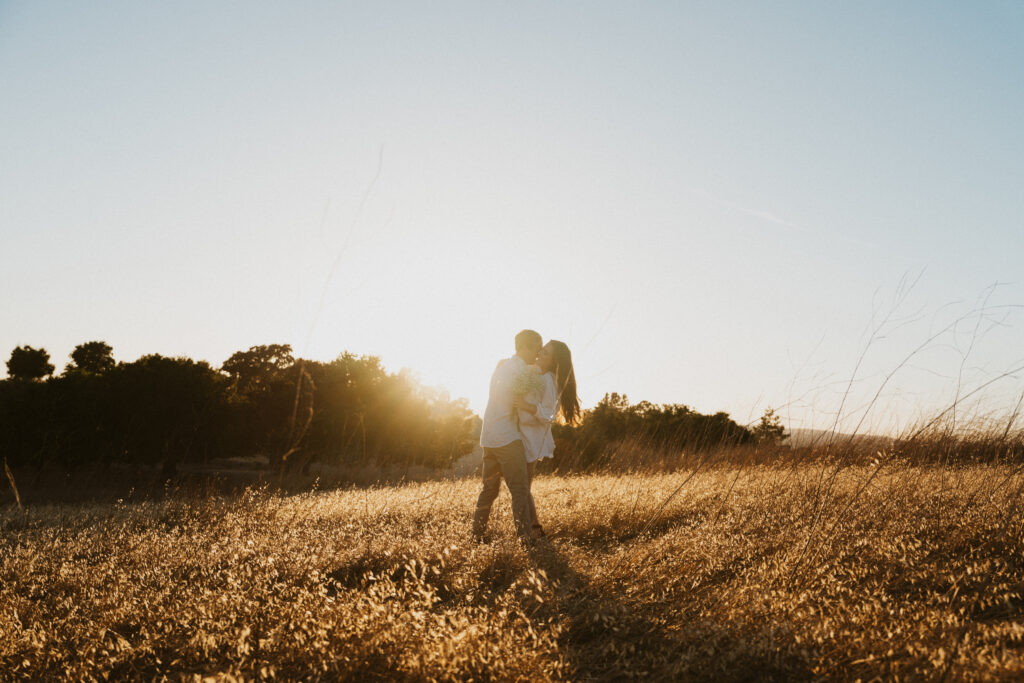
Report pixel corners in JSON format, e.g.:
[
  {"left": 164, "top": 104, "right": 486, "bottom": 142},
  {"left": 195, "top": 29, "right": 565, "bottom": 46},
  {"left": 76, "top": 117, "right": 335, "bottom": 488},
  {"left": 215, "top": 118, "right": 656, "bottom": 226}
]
[{"left": 514, "top": 329, "right": 543, "bottom": 363}]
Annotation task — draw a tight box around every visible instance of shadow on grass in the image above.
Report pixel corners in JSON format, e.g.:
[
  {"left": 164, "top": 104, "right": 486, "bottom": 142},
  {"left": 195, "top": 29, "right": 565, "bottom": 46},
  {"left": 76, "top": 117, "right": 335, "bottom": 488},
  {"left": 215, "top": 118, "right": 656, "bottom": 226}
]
[{"left": 525, "top": 541, "right": 815, "bottom": 682}]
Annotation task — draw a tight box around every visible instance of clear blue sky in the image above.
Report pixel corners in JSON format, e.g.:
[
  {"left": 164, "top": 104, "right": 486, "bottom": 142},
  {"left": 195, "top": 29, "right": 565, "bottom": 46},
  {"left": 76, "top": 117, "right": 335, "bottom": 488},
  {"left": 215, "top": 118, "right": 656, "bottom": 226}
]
[{"left": 2, "top": 1, "right": 1023, "bottom": 433}]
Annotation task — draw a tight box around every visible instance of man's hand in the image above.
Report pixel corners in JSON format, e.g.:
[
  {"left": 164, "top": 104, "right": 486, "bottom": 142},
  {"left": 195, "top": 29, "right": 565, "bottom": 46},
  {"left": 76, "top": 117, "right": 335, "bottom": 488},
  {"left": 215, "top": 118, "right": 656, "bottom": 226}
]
[{"left": 514, "top": 397, "right": 537, "bottom": 414}]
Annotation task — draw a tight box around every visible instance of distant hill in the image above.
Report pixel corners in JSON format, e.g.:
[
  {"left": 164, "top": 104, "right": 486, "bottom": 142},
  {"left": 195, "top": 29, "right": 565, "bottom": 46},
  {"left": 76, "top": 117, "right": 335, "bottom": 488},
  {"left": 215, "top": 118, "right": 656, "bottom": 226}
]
[{"left": 788, "top": 428, "right": 894, "bottom": 450}]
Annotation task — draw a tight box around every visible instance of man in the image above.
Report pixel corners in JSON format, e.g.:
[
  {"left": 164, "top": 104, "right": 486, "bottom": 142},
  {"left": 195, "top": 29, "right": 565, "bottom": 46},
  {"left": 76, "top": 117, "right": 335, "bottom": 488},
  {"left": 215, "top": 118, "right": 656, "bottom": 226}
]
[{"left": 472, "top": 329, "right": 542, "bottom": 542}]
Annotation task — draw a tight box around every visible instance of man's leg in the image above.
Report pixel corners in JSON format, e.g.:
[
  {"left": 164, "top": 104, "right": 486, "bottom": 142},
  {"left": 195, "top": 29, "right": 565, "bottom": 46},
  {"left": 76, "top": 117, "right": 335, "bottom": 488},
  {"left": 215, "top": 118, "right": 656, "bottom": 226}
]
[
  {"left": 494, "top": 440, "right": 532, "bottom": 539},
  {"left": 472, "top": 448, "right": 502, "bottom": 539}
]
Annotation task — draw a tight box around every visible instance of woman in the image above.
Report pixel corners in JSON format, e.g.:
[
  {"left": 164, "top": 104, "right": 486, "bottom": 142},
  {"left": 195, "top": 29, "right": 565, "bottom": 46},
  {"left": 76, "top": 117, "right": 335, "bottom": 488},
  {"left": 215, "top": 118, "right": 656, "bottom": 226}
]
[{"left": 515, "top": 339, "right": 580, "bottom": 538}]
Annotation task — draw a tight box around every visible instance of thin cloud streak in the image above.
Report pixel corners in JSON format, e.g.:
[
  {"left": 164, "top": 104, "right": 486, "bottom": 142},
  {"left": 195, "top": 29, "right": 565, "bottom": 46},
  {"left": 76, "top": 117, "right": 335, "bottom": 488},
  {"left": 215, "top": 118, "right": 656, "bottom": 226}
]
[{"left": 684, "top": 187, "right": 879, "bottom": 251}]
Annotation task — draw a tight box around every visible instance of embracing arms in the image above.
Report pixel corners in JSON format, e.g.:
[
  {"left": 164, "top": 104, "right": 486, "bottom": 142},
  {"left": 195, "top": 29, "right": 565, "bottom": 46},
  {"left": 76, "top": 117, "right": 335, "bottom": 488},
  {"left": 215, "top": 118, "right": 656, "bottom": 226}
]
[{"left": 514, "top": 377, "right": 557, "bottom": 425}]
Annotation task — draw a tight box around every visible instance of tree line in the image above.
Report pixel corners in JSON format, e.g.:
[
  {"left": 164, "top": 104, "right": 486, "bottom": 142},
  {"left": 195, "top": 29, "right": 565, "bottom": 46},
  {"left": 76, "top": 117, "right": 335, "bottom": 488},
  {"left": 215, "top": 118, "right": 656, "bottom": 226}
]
[
  {"left": 550, "top": 392, "right": 770, "bottom": 469},
  {"left": 2, "top": 343, "right": 770, "bottom": 477},
  {"left": 1, "top": 342, "right": 476, "bottom": 475}
]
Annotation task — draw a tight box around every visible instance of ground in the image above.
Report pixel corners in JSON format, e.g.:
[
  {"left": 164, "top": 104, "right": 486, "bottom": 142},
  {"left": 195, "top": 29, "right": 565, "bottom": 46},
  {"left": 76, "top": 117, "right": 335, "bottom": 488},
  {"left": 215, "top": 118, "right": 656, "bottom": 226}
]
[{"left": 2, "top": 462, "right": 1023, "bottom": 681}]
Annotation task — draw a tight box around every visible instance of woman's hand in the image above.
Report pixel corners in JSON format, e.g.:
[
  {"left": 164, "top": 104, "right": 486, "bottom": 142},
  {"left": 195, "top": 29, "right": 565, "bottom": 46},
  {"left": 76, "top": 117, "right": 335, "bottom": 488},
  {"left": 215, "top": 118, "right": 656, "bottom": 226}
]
[{"left": 514, "top": 397, "right": 537, "bottom": 414}]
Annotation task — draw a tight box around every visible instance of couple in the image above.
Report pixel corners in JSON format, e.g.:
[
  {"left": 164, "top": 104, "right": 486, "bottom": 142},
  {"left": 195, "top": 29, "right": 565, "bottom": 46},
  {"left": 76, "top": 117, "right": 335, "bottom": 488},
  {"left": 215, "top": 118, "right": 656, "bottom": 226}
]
[{"left": 472, "top": 329, "right": 579, "bottom": 542}]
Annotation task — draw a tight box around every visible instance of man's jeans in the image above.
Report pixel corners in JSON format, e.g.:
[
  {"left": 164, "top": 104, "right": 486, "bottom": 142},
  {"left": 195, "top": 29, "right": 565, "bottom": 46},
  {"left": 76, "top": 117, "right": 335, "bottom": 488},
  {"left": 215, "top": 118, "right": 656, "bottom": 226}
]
[{"left": 472, "top": 439, "right": 531, "bottom": 539}]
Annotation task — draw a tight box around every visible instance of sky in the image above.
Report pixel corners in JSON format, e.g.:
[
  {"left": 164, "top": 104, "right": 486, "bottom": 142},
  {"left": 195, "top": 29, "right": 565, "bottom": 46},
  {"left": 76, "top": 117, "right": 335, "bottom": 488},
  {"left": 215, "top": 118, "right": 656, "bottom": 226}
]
[{"left": 2, "top": 1, "right": 1023, "bottom": 434}]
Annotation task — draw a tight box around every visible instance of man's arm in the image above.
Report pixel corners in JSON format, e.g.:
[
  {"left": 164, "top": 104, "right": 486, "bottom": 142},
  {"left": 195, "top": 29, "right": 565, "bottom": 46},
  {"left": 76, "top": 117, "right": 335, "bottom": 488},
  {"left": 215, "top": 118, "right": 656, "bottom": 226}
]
[
  {"left": 491, "top": 359, "right": 519, "bottom": 408},
  {"left": 515, "top": 396, "right": 539, "bottom": 419}
]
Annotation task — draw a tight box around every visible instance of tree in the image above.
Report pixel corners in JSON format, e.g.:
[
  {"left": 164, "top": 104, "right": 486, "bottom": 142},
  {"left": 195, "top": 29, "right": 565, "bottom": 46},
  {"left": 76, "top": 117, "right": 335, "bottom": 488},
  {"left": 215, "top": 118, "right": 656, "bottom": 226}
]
[
  {"left": 66, "top": 341, "right": 115, "bottom": 374},
  {"left": 0, "top": 339, "right": 479, "bottom": 476},
  {"left": 222, "top": 344, "right": 294, "bottom": 393},
  {"left": 552, "top": 393, "right": 754, "bottom": 470},
  {"left": 106, "top": 354, "right": 228, "bottom": 471},
  {"left": 752, "top": 407, "right": 789, "bottom": 444},
  {"left": 6, "top": 345, "right": 54, "bottom": 381}
]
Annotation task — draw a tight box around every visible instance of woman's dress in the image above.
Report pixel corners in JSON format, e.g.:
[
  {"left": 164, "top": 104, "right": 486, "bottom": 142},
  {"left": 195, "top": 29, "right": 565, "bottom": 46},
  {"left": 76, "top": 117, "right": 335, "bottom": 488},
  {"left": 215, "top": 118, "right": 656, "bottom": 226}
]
[{"left": 519, "top": 371, "right": 557, "bottom": 463}]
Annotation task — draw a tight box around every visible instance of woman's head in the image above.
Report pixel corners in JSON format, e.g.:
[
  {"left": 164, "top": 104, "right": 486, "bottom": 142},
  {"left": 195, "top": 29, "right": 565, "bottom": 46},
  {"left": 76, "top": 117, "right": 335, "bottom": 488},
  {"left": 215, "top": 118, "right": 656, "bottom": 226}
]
[
  {"left": 536, "top": 342, "right": 555, "bottom": 373},
  {"left": 541, "top": 340, "right": 580, "bottom": 425}
]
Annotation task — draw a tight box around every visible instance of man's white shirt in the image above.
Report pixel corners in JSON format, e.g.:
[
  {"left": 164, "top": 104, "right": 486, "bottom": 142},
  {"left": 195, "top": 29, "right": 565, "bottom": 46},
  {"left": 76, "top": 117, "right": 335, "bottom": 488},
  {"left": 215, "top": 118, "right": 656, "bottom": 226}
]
[{"left": 479, "top": 355, "right": 527, "bottom": 449}]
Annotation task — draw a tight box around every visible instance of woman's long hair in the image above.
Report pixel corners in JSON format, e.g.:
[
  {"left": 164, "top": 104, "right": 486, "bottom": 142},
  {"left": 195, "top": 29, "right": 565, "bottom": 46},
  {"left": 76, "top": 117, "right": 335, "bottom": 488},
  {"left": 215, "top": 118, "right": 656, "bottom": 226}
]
[{"left": 548, "top": 340, "right": 580, "bottom": 425}]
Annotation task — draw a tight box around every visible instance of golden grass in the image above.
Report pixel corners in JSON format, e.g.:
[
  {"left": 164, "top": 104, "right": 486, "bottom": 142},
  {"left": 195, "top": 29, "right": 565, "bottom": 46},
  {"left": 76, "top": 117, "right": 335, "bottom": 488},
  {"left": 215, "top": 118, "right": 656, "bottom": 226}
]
[{"left": 2, "top": 461, "right": 1023, "bottom": 681}]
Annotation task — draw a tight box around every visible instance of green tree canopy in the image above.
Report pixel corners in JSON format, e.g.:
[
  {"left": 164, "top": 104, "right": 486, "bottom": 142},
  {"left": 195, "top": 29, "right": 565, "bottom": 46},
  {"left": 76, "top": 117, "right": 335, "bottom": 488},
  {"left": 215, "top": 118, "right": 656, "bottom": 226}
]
[
  {"left": 66, "top": 341, "right": 115, "bottom": 374},
  {"left": 221, "top": 344, "right": 294, "bottom": 393},
  {"left": 6, "top": 345, "right": 54, "bottom": 381},
  {"left": 752, "top": 407, "right": 789, "bottom": 444},
  {"left": 553, "top": 392, "right": 754, "bottom": 469}
]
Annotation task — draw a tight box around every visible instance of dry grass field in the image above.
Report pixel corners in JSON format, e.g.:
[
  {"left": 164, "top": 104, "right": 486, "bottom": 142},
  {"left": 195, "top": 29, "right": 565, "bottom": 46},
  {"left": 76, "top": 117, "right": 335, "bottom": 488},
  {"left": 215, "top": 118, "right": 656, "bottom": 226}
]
[{"left": 2, "top": 459, "right": 1023, "bottom": 681}]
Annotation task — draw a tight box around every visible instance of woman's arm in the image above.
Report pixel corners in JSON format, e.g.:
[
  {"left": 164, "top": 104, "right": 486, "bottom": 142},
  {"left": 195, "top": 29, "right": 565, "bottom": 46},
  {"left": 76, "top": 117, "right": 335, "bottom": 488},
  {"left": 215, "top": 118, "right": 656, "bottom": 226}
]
[{"left": 531, "top": 376, "right": 557, "bottom": 425}]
